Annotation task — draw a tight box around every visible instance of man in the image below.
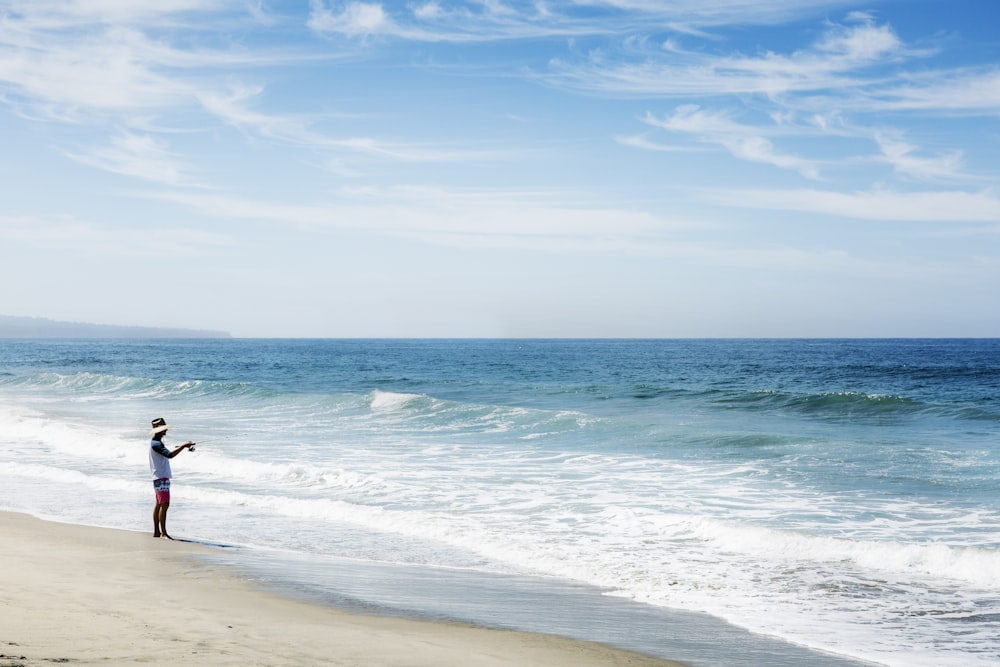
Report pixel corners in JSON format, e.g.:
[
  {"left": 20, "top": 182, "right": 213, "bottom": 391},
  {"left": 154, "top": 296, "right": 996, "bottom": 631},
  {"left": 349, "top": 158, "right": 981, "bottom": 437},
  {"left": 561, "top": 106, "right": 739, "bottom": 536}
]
[{"left": 148, "top": 417, "right": 195, "bottom": 539}]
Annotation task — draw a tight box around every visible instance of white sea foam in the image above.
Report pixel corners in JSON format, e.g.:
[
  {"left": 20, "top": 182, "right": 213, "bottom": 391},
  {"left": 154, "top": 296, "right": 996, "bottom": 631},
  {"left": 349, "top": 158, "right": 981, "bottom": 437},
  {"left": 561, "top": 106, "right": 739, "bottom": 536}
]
[{"left": 369, "top": 389, "right": 422, "bottom": 411}]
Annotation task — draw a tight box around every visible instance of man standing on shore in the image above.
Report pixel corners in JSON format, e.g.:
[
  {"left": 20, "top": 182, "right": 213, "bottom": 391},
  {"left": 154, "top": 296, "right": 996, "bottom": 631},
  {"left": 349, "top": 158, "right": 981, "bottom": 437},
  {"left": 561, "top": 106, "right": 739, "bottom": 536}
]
[{"left": 148, "top": 417, "right": 195, "bottom": 539}]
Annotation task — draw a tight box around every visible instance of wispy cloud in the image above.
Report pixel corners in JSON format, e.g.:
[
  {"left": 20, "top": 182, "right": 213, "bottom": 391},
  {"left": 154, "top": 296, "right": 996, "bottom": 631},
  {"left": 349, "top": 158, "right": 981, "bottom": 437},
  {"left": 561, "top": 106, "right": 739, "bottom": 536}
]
[
  {"left": 66, "top": 132, "right": 199, "bottom": 186},
  {"left": 138, "top": 186, "right": 996, "bottom": 286},
  {"left": 198, "top": 82, "right": 529, "bottom": 163},
  {"left": 308, "top": 1, "right": 398, "bottom": 39},
  {"left": 143, "top": 186, "right": 941, "bottom": 279},
  {"left": 306, "top": 1, "right": 861, "bottom": 42},
  {"left": 0, "top": 26, "right": 192, "bottom": 116},
  {"left": 2, "top": 0, "right": 996, "bottom": 228},
  {"left": 141, "top": 185, "right": 700, "bottom": 253},
  {"left": 562, "top": 13, "right": 995, "bottom": 192},
  {"left": 578, "top": 0, "right": 856, "bottom": 25},
  {"left": 0, "top": 212, "right": 233, "bottom": 257},
  {"left": 614, "top": 134, "right": 704, "bottom": 153},
  {"left": 642, "top": 105, "right": 822, "bottom": 178},
  {"left": 871, "top": 68, "right": 1000, "bottom": 114},
  {"left": 307, "top": 0, "right": 614, "bottom": 42},
  {"left": 0, "top": 0, "right": 518, "bottom": 187},
  {"left": 873, "top": 133, "right": 973, "bottom": 183},
  {"left": 1, "top": 0, "right": 228, "bottom": 28},
  {"left": 722, "top": 187, "right": 1000, "bottom": 223},
  {"left": 540, "top": 16, "right": 913, "bottom": 98}
]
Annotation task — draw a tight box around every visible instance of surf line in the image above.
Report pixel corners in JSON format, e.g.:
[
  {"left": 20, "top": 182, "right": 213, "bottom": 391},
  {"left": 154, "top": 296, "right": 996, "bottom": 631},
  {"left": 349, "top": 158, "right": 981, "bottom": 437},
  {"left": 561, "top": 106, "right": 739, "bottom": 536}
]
[{"left": 170, "top": 536, "right": 236, "bottom": 549}]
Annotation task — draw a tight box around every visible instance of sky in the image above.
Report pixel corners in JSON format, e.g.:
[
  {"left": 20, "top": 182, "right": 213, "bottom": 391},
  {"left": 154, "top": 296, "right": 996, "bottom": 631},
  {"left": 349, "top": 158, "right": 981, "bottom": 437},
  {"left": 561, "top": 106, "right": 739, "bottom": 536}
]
[{"left": 1, "top": 0, "right": 999, "bottom": 338}]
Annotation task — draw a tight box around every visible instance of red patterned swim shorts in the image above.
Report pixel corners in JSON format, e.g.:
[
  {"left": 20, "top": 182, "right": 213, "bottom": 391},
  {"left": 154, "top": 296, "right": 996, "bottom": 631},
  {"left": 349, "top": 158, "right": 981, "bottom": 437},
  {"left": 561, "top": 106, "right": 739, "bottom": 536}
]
[{"left": 153, "top": 478, "right": 171, "bottom": 504}]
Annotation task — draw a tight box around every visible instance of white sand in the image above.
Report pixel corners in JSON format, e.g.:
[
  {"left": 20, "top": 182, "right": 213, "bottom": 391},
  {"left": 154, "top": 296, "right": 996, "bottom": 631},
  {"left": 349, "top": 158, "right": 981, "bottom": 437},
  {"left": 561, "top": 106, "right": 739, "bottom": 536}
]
[{"left": 0, "top": 512, "right": 685, "bottom": 666}]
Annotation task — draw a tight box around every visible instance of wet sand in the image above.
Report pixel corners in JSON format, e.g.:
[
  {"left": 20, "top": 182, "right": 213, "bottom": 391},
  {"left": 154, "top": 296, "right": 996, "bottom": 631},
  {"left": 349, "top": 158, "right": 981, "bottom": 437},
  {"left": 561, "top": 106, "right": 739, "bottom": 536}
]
[{"left": 0, "top": 511, "right": 685, "bottom": 666}]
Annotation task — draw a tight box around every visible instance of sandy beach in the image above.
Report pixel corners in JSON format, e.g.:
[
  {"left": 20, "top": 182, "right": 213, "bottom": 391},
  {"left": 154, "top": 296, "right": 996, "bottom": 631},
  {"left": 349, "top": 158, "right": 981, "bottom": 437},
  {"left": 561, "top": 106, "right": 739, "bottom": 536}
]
[{"left": 0, "top": 511, "right": 684, "bottom": 667}]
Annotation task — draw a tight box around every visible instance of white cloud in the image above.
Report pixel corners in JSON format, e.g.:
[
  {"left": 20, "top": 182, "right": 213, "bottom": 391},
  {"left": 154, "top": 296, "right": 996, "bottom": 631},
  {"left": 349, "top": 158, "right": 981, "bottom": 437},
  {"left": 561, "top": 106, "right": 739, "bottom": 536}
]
[
  {"left": 412, "top": 2, "right": 443, "bottom": 20},
  {"left": 643, "top": 106, "right": 821, "bottom": 178},
  {"left": 0, "top": 0, "right": 514, "bottom": 191},
  {"left": 874, "top": 134, "right": 970, "bottom": 183},
  {"left": 307, "top": 1, "right": 395, "bottom": 38},
  {"left": 307, "top": 0, "right": 851, "bottom": 43},
  {"left": 66, "top": 132, "right": 197, "bottom": 186},
  {"left": 813, "top": 18, "right": 902, "bottom": 64},
  {"left": 141, "top": 187, "right": 947, "bottom": 279},
  {"left": 725, "top": 188, "right": 1000, "bottom": 223},
  {"left": 615, "top": 134, "right": 701, "bottom": 152},
  {"left": 0, "top": 0, "right": 230, "bottom": 27},
  {"left": 726, "top": 135, "right": 820, "bottom": 179},
  {"left": 198, "top": 83, "right": 527, "bottom": 163},
  {"left": 0, "top": 213, "right": 233, "bottom": 257},
  {"left": 717, "top": 20, "right": 905, "bottom": 83},
  {"left": 577, "top": 0, "right": 854, "bottom": 23},
  {"left": 541, "top": 18, "right": 909, "bottom": 98},
  {"left": 873, "top": 68, "right": 1000, "bottom": 114},
  {"left": 142, "top": 185, "right": 697, "bottom": 253},
  {"left": 0, "top": 26, "right": 192, "bottom": 114}
]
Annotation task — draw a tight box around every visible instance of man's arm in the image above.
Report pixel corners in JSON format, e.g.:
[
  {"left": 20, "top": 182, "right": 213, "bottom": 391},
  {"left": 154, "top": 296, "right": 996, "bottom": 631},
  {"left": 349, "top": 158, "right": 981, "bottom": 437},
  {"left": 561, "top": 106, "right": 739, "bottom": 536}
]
[{"left": 167, "top": 442, "right": 195, "bottom": 459}]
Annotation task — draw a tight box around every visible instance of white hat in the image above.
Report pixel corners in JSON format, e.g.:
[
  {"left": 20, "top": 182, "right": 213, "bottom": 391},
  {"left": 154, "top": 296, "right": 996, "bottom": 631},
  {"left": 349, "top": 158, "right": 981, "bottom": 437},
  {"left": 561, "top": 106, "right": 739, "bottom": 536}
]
[{"left": 150, "top": 417, "right": 171, "bottom": 435}]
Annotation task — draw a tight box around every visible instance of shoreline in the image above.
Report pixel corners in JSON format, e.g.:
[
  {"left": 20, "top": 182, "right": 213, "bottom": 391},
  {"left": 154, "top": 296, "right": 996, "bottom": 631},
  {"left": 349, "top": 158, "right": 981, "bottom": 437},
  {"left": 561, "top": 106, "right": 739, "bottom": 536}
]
[{"left": 0, "top": 511, "right": 685, "bottom": 666}]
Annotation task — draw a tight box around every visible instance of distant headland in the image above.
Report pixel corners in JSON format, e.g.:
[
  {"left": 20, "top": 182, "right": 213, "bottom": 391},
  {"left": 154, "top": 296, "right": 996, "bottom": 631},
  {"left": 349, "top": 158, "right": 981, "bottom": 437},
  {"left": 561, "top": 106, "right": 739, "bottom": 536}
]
[{"left": 0, "top": 315, "right": 231, "bottom": 339}]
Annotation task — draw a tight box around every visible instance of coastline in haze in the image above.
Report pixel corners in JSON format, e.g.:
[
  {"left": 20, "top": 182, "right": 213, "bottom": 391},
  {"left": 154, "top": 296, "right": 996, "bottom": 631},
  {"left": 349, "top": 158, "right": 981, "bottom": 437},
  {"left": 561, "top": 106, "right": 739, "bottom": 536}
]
[{"left": 0, "top": 315, "right": 230, "bottom": 339}]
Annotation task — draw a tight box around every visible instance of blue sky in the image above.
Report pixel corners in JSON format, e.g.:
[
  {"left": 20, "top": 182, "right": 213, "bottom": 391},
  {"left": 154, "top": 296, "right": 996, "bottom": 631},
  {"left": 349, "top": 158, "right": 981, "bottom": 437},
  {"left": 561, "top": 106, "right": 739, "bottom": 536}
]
[{"left": 1, "top": 0, "right": 998, "bottom": 337}]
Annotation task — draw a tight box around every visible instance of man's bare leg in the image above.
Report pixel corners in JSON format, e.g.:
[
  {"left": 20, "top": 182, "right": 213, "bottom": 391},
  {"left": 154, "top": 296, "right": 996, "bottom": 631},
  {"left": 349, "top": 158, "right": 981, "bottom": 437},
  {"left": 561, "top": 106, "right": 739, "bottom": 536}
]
[
  {"left": 153, "top": 504, "right": 162, "bottom": 537},
  {"left": 153, "top": 502, "right": 172, "bottom": 539}
]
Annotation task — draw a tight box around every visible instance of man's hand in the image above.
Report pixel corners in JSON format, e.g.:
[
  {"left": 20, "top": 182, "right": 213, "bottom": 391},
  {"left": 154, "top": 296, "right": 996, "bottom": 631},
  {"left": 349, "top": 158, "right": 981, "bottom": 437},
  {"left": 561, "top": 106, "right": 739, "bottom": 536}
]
[{"left": 168, "top": 442, "right": 195, "bottom": 458}]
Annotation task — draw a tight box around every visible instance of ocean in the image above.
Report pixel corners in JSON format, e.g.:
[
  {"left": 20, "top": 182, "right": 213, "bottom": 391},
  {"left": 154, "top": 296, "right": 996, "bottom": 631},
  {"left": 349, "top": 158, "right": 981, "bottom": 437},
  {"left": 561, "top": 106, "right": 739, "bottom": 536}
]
[{"left": 0, "top": 338, "right": 997, "bottom": 667}]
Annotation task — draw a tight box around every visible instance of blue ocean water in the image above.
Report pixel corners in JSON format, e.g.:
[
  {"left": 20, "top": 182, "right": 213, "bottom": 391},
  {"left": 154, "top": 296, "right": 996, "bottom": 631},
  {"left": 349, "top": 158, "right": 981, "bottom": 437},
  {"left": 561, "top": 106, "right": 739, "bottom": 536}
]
[{"left": 1, "top": 338, "right": 998, "bottom": 667}]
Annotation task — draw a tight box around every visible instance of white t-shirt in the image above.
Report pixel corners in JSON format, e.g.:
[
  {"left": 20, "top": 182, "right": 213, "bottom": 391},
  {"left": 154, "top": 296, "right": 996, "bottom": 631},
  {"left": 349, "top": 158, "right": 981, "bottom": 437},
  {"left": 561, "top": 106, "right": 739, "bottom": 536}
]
[{"left": 149, "top": 439, "right": 172, "bottom": 479}]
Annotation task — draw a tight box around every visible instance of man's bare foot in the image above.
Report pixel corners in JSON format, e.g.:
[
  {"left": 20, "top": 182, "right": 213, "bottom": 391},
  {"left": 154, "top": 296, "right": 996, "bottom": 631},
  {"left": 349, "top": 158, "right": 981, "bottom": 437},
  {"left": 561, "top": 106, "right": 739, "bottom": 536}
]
[{"left": 160, "top": 533, "right": 174, "bottom": 540}]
